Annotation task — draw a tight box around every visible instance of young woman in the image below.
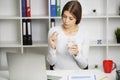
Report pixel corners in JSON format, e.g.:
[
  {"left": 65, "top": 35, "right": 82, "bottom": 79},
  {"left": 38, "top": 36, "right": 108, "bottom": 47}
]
[{"left": 47, "top": 1, "right": 89, "bottom": 70}]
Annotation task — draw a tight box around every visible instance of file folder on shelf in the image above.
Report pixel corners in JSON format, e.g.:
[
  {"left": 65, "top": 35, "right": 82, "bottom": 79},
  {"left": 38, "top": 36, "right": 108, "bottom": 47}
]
[
  {"left": 22, "top": 19, "right": 27, "bottom": 45},
  {"left": 26, "top": 19, "right": 32, "bottom": 45},
  {"left": 51, "top": 19, "right": 55, "bottom": 28},
  {"left": 50, "top": 0, "right": 57, "bottom": 17},
  {"left": 22, "top": 0, "right": 26, "bottom": 17},
  {"left": 26, "top": 0, "right": 31, "bottom": 17},
  {"left": 56, "top": 0, "right": 61, "bottom": 16}
]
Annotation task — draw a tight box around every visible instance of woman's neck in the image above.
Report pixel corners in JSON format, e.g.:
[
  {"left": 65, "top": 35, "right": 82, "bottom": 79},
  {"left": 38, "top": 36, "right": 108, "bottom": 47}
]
[{"left": 62, "top": 24, "right": 79, "bottom": 36}]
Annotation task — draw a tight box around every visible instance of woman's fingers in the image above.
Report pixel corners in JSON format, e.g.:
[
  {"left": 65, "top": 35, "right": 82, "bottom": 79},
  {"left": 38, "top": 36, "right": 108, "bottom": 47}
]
[
  {"left": 51, "top": 32, "right": 58, "bottom": 41},
  {"left": 49, "top": 32, "right": 58, "bottom": 49},
  {"left": 72, "top": 44, "right": 77, "bottom": 49},
  {"left": 71, "top": 44, "right": 79, "bottom": 55}
]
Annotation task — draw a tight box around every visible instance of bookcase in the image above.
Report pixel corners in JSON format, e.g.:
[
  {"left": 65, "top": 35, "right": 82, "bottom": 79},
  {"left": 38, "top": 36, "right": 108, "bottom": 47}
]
[{"left": 0, "top": 0, "right": 120, "bottom": 70}]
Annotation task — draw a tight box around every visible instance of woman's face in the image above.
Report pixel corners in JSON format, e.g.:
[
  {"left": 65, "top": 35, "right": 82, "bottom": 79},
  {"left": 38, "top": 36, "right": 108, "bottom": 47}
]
[{"left": 62, "top": 11, "right": 76, "bottom": 29}]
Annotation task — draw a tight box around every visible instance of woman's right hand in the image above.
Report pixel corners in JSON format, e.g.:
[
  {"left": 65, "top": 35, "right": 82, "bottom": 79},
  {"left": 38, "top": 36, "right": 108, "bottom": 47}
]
[{"left": 49, "top": 32, "right": 58, "bottom": 49}]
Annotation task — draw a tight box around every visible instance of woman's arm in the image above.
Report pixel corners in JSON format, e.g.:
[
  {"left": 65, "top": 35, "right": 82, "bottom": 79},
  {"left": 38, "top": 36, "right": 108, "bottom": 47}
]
[
  {"left": 73, "top": 32, "right": 89, "bottom": 69},
  {"left": 47, "top": 47, "right": 57, "bottom": 65},
  {"left": 47, "top": 28, "right": 57, "bottom": 65}
]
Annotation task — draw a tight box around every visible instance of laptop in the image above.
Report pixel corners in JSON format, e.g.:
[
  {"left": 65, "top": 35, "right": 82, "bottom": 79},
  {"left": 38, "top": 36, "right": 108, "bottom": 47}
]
[{"left": 6, "top": 52, "right": 47, "bottom": 80}]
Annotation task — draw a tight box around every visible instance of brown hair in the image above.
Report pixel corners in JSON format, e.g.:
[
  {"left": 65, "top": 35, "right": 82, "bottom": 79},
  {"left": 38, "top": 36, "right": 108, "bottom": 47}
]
[{"left": 61, "top": 1, "right": 82, "bottom": 24}]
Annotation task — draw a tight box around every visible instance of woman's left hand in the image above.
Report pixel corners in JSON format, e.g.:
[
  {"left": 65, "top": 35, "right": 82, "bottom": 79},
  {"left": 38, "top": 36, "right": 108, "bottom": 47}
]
[{"left": 71, "top": 44, "right": 79, "bottom": 56}]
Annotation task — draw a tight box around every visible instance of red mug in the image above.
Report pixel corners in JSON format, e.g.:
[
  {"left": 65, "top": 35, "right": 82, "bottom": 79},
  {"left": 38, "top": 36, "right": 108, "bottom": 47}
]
[{"left": 103, "top": 60, "right": 116, "bottom": 73}]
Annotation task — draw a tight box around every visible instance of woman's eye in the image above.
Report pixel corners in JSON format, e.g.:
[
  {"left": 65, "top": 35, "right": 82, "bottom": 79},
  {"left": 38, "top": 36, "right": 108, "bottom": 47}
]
[
  {"left": 69, "top": 17, "right": 73, "bottom": 20},
  {"left": 62, "top": 15, "right": 74, "bottom": 20},
  {"left": 63, "top": 15, "right": 67, "bottom": 18}
]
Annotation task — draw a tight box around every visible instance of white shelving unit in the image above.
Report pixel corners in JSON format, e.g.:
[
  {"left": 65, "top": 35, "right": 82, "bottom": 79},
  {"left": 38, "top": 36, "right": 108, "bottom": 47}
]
[
  {"left": 0, "top": 0, "right": 120, "bottom": 70},
  {"left": 107, "top": 0, "right": 120, "bottom": 70},
  {"left": 80, "top": 0, "right": 120, "bottom": 69}
]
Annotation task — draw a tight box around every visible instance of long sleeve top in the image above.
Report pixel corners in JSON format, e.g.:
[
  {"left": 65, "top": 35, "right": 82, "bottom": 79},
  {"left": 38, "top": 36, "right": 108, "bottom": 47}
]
[{"left": 47, "top": 26, "right": 89, "bottom": 70}]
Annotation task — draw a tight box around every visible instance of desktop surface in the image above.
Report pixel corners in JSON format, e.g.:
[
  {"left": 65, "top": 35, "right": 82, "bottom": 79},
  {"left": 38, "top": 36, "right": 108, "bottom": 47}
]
[
  {"left": 46, "top": 69, "right": 116, "bottom": 80},
  {"left": 0, "top": 69, "right": 116, "bottom": 80}
]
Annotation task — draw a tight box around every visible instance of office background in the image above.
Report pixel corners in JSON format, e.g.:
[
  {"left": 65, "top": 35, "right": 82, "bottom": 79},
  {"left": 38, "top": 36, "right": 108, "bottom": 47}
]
[{"left": 0, "top": 0, "right": 120, "bottom": 71}]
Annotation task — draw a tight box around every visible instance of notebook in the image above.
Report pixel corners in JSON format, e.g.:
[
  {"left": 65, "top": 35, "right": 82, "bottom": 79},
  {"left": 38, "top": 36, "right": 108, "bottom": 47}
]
[
  {"left": 68, "top": 74, "right": 96, "bottom": 80},
  {"left": 6, "top": 52, "right": 47, "bottom": 80}
]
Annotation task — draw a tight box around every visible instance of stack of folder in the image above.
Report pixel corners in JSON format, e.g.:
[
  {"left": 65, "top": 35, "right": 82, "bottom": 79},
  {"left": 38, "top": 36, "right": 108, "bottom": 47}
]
[
  {"left": 22, "top": 0, "right": 32, "bottom": 45},
  {"left": 22, "top": 0, "right": 31, "bottom": 17},
  {"left": 50, "top": 0, "right": 61, "bottom": 17},
  {"left": 22, "top": 19, "right": 32, "bottom": 45}
]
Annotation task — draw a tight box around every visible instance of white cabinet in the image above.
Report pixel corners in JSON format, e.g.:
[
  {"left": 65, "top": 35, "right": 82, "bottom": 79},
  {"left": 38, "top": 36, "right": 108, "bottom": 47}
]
[
  {"left": 0, "top": 0, "right": 49, "bottom": 70},
  {"left": 0, "top": 0, "right": 120, "bottom": 70},
  {"left": 79, "top": 0, "right": 120, "bottom": 69},
  {"left": 107, "top": 0, "right": 120, "bottom": 70}
]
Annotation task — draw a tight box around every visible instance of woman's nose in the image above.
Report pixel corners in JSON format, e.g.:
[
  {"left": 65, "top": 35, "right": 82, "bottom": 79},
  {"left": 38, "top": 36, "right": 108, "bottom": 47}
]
[{"left": 65, "top": 18, "right": 69, "bottom": 23}]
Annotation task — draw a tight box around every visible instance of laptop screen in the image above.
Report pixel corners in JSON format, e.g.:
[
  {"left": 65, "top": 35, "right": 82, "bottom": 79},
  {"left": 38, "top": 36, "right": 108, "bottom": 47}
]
[{"left": 7, "top": 52, "right": 47, "bottom": 80}]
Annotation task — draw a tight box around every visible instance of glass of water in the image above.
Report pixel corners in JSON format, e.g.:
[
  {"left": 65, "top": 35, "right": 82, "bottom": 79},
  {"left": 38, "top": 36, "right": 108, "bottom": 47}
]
[{"left": 67, "top": 37, "right": 76, "bottom": 55}]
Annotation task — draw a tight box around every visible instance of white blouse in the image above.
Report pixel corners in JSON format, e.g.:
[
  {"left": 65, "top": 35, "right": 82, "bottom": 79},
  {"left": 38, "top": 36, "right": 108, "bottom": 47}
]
[{"left": 47, "top": 26, "right": 89, "bottom": 70}]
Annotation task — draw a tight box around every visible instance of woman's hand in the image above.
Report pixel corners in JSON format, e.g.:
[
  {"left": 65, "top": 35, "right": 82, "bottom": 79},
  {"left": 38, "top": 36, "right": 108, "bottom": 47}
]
[
  {"left": 71, "top": 44, "right": 79, "bottom": 56},
  {"left": 49, "top": 32, "right": 58, "bottom": 49},
  {"left": 68, "top": 43, "right": 79, "bottom": 56}
]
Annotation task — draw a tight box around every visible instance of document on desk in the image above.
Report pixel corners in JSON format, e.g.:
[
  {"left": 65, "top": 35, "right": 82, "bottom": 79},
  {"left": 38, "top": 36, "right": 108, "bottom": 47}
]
[{"left": 68, "top": 74, "right": 96, "bottom": 80}]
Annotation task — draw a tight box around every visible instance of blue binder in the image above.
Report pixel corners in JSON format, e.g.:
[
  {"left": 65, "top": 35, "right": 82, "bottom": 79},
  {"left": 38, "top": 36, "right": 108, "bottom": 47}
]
[
  {"left": 22, "top": 0, "right": 26, "bottom": 17},
  {"left": 50, "top": 0, "right": 57, "bottom": 17}
]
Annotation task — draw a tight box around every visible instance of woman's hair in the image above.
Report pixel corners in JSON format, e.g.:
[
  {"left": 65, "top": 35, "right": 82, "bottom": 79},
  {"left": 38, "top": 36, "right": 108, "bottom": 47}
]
[{"left": 61, "top": 1, "right": 82, "bottom": 24}]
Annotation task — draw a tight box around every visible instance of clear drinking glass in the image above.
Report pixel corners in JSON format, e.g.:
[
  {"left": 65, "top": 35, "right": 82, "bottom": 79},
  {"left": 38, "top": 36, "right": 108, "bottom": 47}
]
[{"left": 67, "top": 38, "right": 76, "bottom": 55}]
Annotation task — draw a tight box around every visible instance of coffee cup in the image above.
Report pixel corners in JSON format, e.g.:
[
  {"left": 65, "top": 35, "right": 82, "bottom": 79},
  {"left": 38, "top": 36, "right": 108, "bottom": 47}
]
[{"left": 103, "top": 60, "right": 116, "bottom": 73}]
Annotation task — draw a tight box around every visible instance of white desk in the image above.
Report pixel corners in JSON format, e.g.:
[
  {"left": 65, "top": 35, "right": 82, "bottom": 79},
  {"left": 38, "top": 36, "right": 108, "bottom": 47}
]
[
  {"left": 47, "top": 69, "right": 116, "bottom": 80},
  {"left": 0, "top": 69, "right": 116, "bottom": 80}
]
